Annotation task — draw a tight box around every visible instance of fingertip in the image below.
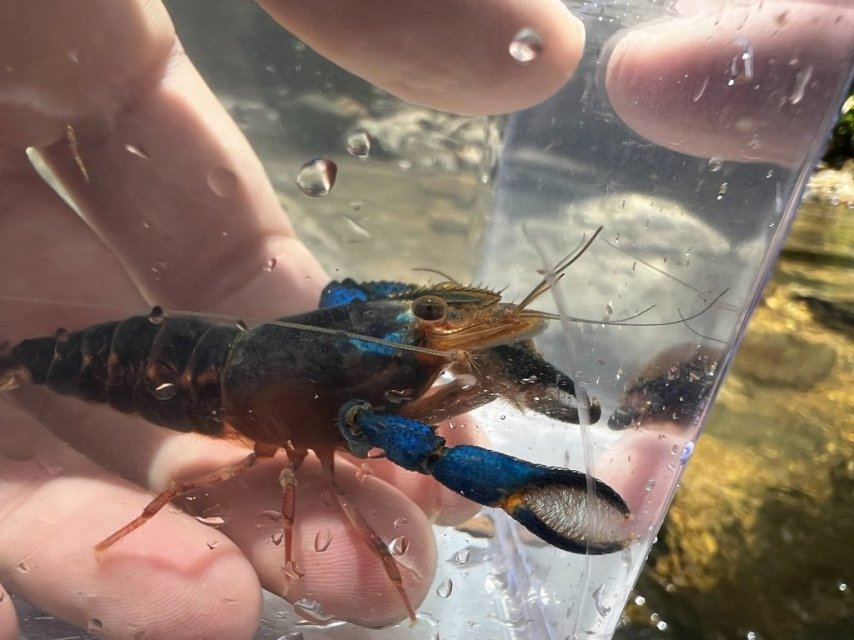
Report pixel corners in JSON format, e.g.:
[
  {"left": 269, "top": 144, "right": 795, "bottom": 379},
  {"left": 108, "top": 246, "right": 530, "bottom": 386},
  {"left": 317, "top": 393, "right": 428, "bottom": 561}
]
[
  {"left": 605, "top": 4, "right": 854, "bottom": 166},
  {"left": 259, "top": 0, "right": 585, "bottom": 115},
  {"left": 0, "top": 471, "right": 262, "bottom": 640},
  {"left": 217, "top": 456, "right": 437, "bottom": 628},
  {"left": 288, "top": 461, "right": 437, "bottom": 627},
  {"left": 596, "top": 426, "right": 691, "bottom": 537},
  {"left": 0, "top": 584, "right": 17, "bottom": 640}
]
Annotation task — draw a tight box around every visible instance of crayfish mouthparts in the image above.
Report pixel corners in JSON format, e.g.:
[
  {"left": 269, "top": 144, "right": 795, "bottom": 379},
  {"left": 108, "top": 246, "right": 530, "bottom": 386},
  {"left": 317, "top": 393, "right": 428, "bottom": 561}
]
[{"left": 338, "top": 400, "right": 632, "bottom": 554}]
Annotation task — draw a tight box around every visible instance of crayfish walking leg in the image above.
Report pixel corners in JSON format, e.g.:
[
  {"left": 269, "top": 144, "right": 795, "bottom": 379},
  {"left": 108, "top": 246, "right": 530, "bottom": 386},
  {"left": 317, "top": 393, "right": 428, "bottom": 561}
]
[
  {"left": 95, "top": 443, "right": 274, "bottom": 555},
  {"left": 338, "top": 401, "right": 631, "bottom": 554}
]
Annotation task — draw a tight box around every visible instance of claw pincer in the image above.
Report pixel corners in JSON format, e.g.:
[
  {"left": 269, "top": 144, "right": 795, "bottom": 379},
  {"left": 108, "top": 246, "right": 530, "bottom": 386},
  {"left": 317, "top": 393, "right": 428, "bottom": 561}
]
[{"left": 339, "top": 400, "right": 631, "bottom": 554}]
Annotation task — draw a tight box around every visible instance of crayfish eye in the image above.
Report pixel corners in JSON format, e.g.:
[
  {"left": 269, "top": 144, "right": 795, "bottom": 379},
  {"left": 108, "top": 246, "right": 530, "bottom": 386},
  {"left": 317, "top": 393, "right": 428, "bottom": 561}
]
[{"left": 412, "top": 295, "right": 448, "bottom": 322}]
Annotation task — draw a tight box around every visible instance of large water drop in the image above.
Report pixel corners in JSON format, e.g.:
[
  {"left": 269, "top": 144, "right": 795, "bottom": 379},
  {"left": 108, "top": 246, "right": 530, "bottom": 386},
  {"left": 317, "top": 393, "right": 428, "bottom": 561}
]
[
  {"left": 297, "top": 157, "right": 337, "bottom": 197},
  {"left": 509, "top": 28, "right": 543, "bottom": 64}
]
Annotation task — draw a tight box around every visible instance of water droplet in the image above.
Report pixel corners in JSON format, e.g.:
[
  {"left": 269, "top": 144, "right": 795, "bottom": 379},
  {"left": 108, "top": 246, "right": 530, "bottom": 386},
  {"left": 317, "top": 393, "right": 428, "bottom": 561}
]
[
  {"left": 605, "top": 302, "right": 614, "bottom": 315},
  {"left": 284, "top": 560, "right": 304, "bottom": 580},
  {"left": 17, "top": 561, "right": 30, "bottom": 573},
  {"left": 389, "top": 535, "right": 409, "bottom": 556},
  {"left": 384, "top": 388, "right": 414, "bottom": 405},
  {"left": 296, "top": 157, "right": 337, "bottom": 197},
  {"left": 837, "top": 580, "right": 848, "bottom": 592},
  {"left": 207, "top": 166, "right": 238, "bottom": 198},
  {"left": 293, "top": 598, "right": 334, "bottom": 623},
  {"left": 87, "top": 618, "right": 103, "bottom": 633},
  {"left": 343, "top": 214, "right": 371, "bottom": 238},
  {"left": 644, "top": 479, "right": 656, "bottom": 492},
  {"left": 592, "top": 585, "right": 611, "bottom": 617},
  {"left": 716, "top": 182, "right": 728, "bottom": 200},
  {"left": 314, "top": 528, "right": 333, "bottom": 552},
  {"left": 150, "top": 260, "right": 167, "bottom": 280},
  {"left": 692, "top": 76, "right": 709, "bottom": 101},
  {"left": 206, "top": 540, "right": 219, "bottom": 550},
  {"left": 346, "top": 130, "right": 372, "bottom": 158},
  {"left": 746, "top": 632, "right": 757, "bottom": 640},
  {"left": 634, "top": 595, "right": 646, "bottom": 606},
  {"left": 355, "top": 464, "right": 374, "bottom": 482},
  {"left": 195, "top": 514, "right": 226, "bottom": 527},
  {"left": 452, "top": 548, "right": 471, "bottom": 565},
  {"left": 726, "top": 39, "right": 754, "bottom": 86},
  {"left": 270, "top": 531, "right": 284, "bottom": 546},
  {"left": 125, "top": 143, "right": 150, "bottom": 160},
  {"left": 263, "top": 257, "right": 277, "bottom": 272},
  {"left": 657, "top": 620, "right": 669, "bottom": 631},
  {"left": 679, "top": 441, "right": 695, "bottom": 464},
  {"left": 789, "top": 64, "right": 813, "bottom": 104},
  {"left": 393, "top": 516, "right": 409, "bottom": 529},
  {"left": 148, "top": 305, "right": 165, "bottom": 325},
  {"left": 436, "top": 578, "right": 454, "bottom": 598},
  {"left": 153, "top": 382, "right": 177, "bottom": 400},
  {"left": 708, "top": 156, "right": 724, "bottom": 172},
  {"left": 509, "top": 28, "right": 543, "bottom": 64}
]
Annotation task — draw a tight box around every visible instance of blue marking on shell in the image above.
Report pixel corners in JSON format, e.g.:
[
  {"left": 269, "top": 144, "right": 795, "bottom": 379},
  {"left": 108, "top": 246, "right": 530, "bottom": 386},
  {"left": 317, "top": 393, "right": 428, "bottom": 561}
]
[{"left": 320, "top": 280, "right": 416, "bottom": 308}]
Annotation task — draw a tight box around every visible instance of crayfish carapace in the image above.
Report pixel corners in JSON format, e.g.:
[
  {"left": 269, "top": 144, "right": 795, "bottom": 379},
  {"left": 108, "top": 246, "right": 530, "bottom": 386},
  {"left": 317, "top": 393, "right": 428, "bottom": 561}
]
[{"left": 0, "top": 263, "right": 632, "bottom": 621}]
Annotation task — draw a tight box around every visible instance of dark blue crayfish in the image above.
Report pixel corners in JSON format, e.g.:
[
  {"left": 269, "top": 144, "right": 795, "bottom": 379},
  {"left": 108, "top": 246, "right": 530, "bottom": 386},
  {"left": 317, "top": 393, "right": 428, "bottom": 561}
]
[{"left": 0, "top": 265, "right": 631, "bottom": 619}]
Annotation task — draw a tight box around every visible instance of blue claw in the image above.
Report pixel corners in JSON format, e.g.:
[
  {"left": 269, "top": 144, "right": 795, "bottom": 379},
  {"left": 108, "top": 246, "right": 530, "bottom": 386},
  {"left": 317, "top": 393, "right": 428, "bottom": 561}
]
[{"left": 338, "top": 401, "right": 631, "bottom": 554}]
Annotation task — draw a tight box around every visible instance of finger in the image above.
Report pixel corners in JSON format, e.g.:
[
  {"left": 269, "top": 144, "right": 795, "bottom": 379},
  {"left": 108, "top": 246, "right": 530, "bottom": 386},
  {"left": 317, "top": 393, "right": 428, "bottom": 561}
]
[
  {"left": 38, "top": 50, "right": 326, "bottom": 318},
  {"left": 259, "top": 0, "right": 585, "bottom": 115},
  {"left": 0, "top": 407, "right": 261, "bottom": 640},
  {"left": 606, "top": 1, "right": 854, "bottom": 166},
  {"left": 596, "top": 426, "right": 692, "bottom": 539},
  {"left": 356, "top": 417, "right": 487, "bottom": 526},
  {"left": 0, "top": 0, "right": 324, "bottom": 317},
  {"left": 0, "top": 583, "right": 16, "bottom": 640},
  {"left": 0, "top": 0, "right": 175, "bottom": 150},
  {"left": 176, "top": 454, "right": 437, "bottom": 628},
  {"left": 0, "top": 152, "right": 143, "bottom": 328}
]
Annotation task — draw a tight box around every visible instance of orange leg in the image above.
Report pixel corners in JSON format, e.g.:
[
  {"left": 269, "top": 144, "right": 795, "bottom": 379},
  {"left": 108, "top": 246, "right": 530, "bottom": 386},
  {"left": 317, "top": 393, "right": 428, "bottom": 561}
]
[
  {"left": 278, "top": 466, "right": 303, "bottom": 580},
  {"left": 95, "top": 447, "right": 266, "bottom": 556},
  {"left": 320, "top": 455, "right": 417, "bottom": 624}
]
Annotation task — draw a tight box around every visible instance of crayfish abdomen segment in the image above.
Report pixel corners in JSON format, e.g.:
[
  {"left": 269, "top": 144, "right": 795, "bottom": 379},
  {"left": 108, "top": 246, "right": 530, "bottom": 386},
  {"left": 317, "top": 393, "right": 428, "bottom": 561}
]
[{"left": 6, "top": 315, "right": 237, "bottom": 436}]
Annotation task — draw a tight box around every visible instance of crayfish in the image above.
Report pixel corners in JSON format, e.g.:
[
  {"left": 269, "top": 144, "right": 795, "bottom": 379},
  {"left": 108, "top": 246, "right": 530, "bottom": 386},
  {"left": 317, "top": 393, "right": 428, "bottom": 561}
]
[{"left": 0, "top": 258, "right": 631, "bottom": 621}]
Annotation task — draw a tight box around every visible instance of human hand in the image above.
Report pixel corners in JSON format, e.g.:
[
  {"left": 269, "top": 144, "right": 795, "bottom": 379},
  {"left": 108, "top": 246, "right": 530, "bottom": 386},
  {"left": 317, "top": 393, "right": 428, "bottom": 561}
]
[
  {"left": 0, "top": 2, "right": 486, "bottom": 637},
  {"left": 0, "top": 1, "right": 851, "bottom": 639}
]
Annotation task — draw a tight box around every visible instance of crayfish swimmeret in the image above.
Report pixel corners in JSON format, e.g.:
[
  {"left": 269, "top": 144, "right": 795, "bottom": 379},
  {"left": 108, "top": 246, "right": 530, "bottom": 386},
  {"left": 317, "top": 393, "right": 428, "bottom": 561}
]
[{"left": 0, "top": 264, "right": 631, "bottom": 620}]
